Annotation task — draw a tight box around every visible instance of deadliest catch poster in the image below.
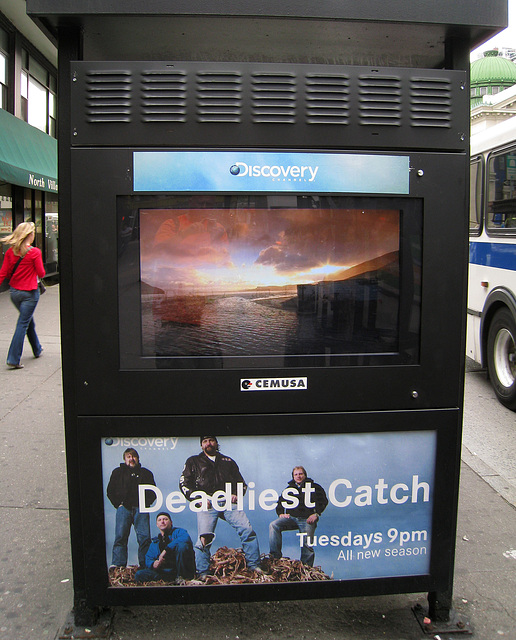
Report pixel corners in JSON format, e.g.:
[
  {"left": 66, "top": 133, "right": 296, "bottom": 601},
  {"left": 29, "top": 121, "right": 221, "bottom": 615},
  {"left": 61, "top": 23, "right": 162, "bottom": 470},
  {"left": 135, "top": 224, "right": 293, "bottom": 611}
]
[{"left": 101, "top": 432, "right": 435, "bottom": 588}]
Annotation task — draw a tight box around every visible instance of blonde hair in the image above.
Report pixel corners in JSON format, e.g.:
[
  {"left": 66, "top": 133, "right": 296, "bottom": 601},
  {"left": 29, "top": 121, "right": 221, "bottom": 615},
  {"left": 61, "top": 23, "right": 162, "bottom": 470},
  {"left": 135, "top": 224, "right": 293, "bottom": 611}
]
[{"left": 1, "top": 222, "right": 35, "bottom": 255}]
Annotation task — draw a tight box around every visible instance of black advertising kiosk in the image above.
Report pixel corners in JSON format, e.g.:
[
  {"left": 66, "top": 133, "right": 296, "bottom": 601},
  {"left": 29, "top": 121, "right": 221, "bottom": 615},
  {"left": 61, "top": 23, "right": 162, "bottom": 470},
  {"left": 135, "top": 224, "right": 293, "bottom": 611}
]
[{"left": 27, "top": 0, "right": 507, "bottom": 633}]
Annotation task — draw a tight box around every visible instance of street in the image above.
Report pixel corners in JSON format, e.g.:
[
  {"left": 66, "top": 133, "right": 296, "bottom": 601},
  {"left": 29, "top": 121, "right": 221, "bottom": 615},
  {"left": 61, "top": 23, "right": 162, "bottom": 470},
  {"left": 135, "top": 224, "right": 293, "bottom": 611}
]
[{"left": 463, "top": 358, "right": 516, "bottom": 507}]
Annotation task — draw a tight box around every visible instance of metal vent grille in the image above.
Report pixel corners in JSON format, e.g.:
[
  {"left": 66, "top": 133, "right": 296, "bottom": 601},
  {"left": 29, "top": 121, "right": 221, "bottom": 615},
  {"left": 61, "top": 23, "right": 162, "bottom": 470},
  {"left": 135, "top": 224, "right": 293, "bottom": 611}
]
[
  {"left": 73, "top": 62, "right": 466, "bottom": 151},
  {"left": 196, "top": 71, "right": 242, "bottom": 123},
  {"left": 85, "top": 70, "right": 132, "bottom": 123},
  {"left": 410, "top": 77, "right": 452, "bottom": 128},
  {"left": 305, "top": 73, "right": 350, "bottom": 125},
  {"left": 141, "top": 70, "right": 187, "bottom": 122},
  {"left": 252, "top": 72, "right": 296, "bottom": 123},
  {"left": 358, "top": 75, "right": 401, "bottom": 126}
]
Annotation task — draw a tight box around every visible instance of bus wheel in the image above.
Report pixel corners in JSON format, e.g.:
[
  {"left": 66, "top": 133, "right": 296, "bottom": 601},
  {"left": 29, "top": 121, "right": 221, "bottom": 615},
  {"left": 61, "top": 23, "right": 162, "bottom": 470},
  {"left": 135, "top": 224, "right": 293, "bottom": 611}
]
[{"left": 487, "top": 308, "right": 516, "bottom": 410}]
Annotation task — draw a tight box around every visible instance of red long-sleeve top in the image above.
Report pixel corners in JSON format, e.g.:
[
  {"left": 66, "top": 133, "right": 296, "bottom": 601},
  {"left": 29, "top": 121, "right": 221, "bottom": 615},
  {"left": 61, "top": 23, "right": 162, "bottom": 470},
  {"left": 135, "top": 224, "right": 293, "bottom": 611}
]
[{"left": 0, "top": 247, "right": 45, "bottom": 291}]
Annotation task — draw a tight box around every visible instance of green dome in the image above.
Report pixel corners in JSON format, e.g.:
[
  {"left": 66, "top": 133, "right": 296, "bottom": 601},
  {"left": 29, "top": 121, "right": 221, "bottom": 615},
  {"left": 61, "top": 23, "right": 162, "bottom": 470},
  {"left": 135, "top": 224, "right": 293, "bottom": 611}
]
[{"left": 471, "top": 50, "right": 516, "bottom": 87}]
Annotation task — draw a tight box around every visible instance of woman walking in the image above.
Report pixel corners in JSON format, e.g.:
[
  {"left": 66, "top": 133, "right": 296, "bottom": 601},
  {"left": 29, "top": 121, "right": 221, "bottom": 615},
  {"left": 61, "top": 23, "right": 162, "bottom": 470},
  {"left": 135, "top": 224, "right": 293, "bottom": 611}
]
[{"left": 0, "top": 222, "right": 45, "bottom": 369}]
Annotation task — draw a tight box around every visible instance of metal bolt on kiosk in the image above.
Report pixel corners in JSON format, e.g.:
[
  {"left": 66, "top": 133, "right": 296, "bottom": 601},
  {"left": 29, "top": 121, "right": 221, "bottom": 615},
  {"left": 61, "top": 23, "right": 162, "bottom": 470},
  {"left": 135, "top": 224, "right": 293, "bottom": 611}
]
[{"left": 26, "top": 1, "right": 508, "bottom": 637}]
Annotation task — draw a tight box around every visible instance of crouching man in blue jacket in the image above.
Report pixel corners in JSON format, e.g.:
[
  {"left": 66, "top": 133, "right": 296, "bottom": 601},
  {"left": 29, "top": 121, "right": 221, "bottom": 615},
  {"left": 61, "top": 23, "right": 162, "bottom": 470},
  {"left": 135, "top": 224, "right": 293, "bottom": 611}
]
[{"left": 134, "top": 512, "right": 195, "bottom": 583}]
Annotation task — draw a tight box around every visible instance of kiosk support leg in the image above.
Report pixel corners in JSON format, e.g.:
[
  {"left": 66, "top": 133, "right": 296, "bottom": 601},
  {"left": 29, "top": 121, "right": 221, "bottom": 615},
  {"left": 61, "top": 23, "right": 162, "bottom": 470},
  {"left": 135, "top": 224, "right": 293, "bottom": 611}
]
[
  {"left": 73, "top": 598, "right": 100, "bottom": 627},
  {"left": 413, "top": 590, "right": 471, "bottom": 635},
  {"left": 428, "top": 588, "right": 452, "bottom": 621},
  {"left": 58, "top": 600, "right": 112, "bottom": 639}
]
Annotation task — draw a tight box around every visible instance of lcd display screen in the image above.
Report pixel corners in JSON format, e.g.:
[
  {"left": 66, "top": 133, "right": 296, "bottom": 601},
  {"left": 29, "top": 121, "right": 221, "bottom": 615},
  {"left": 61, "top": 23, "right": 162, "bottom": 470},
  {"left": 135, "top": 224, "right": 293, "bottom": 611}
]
[{"left": 118, "top": 194, "right": 421, "bottom": 369}]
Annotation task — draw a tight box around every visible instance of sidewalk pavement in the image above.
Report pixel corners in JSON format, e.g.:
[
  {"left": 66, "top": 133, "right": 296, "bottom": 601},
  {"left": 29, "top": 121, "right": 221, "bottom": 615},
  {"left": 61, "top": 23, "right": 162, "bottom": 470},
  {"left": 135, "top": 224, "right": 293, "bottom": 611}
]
[{"left": 0, "top": 284, "right": 515, "bottom": 640}]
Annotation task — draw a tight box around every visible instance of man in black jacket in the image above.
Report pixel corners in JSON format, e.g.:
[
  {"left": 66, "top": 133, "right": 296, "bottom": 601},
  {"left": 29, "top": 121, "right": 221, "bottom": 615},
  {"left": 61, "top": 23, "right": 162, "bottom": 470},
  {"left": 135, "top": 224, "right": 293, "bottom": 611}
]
[
  {"left": 179, "top": 436, "right": 261, "bottom": 578},
  {"left": 269, "top": 466, "right": 328, "bottom": 567},
  {"left": 107, "top": 447, "right": 156, "bottom": 569}
]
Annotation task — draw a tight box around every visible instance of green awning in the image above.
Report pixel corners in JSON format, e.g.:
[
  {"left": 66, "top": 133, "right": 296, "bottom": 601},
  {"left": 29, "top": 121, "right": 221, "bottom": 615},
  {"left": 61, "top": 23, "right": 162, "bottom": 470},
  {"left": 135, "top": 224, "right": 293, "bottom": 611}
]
[{"left": 0, "top": 108, "right": 57, "bottom": 193}]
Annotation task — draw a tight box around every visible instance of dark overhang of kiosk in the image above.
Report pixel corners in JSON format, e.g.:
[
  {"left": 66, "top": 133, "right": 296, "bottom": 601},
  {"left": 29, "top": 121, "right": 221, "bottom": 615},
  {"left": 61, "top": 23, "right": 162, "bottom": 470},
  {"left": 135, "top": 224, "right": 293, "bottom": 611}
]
[{"left": 26, "top": 0, "right": 507, "bottom": 70}]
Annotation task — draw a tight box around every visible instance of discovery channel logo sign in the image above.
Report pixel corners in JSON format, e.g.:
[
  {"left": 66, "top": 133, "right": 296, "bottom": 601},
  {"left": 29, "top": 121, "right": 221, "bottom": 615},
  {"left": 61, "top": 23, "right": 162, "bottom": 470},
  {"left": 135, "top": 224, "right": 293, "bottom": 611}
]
[
  {"left": 230, "top": 162, "right": 319, "bottom": 182},
  {"left": 133, "top": 151, "right": 409, "bottom": 194},
  {"left": 240, "top": 377, "right": 308, "bottom": 391},
  {"left": 104, "top": 437, "right": 179, "bottom": 450}
]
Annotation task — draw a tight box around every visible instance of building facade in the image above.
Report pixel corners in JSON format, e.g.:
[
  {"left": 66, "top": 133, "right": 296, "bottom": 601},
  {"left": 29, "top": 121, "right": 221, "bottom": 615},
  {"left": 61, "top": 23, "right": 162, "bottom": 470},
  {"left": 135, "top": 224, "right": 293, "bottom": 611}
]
[{"left": 0, "top": 1, "right": 58, "bottom": 285}]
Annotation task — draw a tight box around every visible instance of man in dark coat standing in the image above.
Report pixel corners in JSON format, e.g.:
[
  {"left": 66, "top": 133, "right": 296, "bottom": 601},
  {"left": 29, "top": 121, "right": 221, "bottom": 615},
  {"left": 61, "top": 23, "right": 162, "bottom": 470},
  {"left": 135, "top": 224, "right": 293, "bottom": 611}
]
[
  {"left": 107, "top": 447, "right": 156, "bottom": 568},
  {"left": 179, "top": 436, "right": 261, "bottom": 578}
]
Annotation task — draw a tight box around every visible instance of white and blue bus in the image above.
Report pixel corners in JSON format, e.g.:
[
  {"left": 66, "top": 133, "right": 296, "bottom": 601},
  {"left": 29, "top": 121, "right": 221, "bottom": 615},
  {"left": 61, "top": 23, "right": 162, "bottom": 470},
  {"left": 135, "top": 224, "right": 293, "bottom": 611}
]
[{"left": 469, "top": 117, "right": 516, "bottom": 409}]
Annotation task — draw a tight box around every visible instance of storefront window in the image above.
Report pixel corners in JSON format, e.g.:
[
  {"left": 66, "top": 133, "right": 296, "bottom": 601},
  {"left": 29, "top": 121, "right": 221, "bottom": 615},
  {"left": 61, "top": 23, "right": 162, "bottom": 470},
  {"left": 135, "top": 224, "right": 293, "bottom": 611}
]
[
  {"left": 23, "top": 188, "right": 32, "bottom": 222},
  {"left": 34, "top": 190, "right": 43, "bottom": 253},
  {"left": 0, "top": 183, "right": 13, "bottom": 268},
  {"left": 45, "top": 193, "right": 58, "bottom": 270}
]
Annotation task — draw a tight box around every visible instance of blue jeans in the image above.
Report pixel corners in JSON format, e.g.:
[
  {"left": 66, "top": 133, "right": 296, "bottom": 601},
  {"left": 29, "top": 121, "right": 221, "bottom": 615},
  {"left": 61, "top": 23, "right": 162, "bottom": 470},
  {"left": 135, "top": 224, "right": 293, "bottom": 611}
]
[
  {"left": 134, "top": 568, "right": 173, "bottom": 583},
  {"left": 111, "top": 505, "right": 151, "bottom": 567},
  {"left": 195, "top": 505, "right": 260, "bottom": 574},
  {"left": 7, "top": 288, "right": 42, "bottom": 366},
  {"left": 269, "top": 516, "right": 317, "bottom": 566}
]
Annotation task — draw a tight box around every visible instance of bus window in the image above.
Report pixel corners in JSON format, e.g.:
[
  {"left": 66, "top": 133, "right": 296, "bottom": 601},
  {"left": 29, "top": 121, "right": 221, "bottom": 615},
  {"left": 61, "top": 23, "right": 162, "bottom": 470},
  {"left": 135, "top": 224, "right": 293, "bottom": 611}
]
[
  {"left": 487, "top": 149, "right": 516, "bottom": 232},
  {"left": 469, "top": 158, "right": 482, "bottom": 235}
]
